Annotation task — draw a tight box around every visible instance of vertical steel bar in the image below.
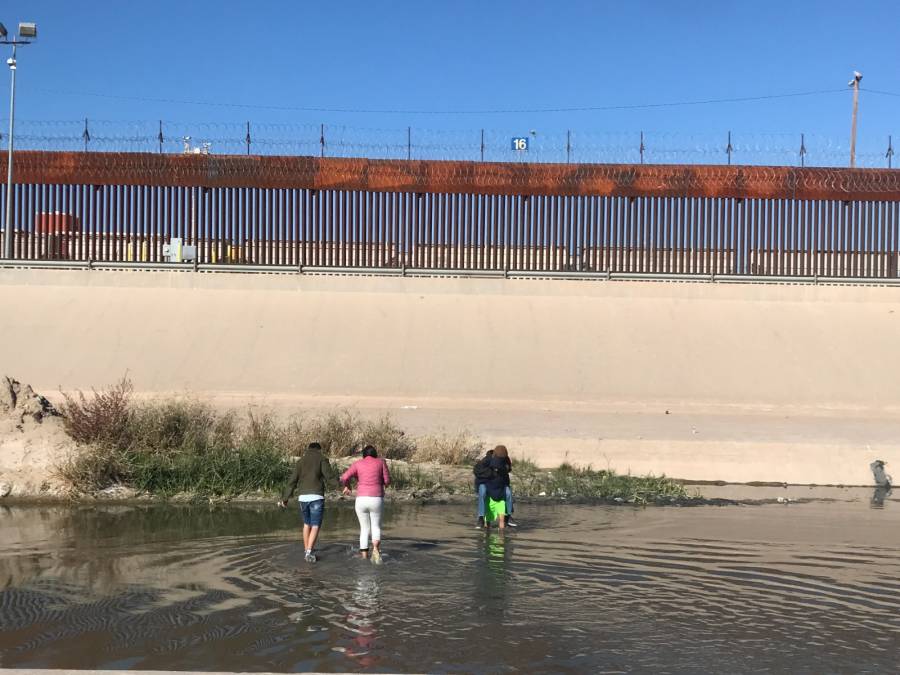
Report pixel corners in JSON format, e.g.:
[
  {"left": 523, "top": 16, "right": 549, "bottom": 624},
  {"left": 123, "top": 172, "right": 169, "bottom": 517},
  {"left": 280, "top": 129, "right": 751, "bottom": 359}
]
[
  {"left": 367, "top": 190, "right": 374, "bottom": 268},
  {"left": 354, "top": 190, "right": 361, "bottom": 267},
  {"left": 535, "top": 195, "right": 550, "bottom": 272},
  {"left": 609, "top": 196, "right": 617, "bottom": 272},
  {"left": 412, "top": 192, "right": 420, "bottom": 269},
  {"left": 15, "top": 184, "right": 22, "bottom": 259},
  {"left": 778, "top": 199, "right": 785, "bottom": 276},
  {"left": 300, "top": 189, "right": 308, "bottom": 266},
  {"left": 291, "top": 188, "right": 299, "bottom": 267},
  {"left": 553, "top": 195, "right": 562, "bottom": 271},
  {"left": 111, "top": 184, "right": 120, "bottom": 262},
  {"left": 330, "top": 190, "right": 339, "bottom": 267},
  {"left": 812, "top": 199, "right": 820, "bottom": 276},
  {"left": 889, "top": 201, "right": 900, "bottom": 278},
  {"left": 879, "top": 201, "right": 887, "bottom": 278}
]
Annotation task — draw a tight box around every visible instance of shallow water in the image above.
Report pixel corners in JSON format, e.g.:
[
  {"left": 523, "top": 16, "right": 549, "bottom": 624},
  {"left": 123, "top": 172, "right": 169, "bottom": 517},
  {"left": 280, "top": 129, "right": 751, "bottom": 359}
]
[{"left": 1, "top": 495, "right": 899, "bottom": 673}]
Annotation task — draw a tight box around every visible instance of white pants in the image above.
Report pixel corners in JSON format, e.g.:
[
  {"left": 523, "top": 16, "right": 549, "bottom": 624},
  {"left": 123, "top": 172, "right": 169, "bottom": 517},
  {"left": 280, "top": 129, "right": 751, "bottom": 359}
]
[{"left": 355, "top": 496, "right": 383, "bottom": 550}]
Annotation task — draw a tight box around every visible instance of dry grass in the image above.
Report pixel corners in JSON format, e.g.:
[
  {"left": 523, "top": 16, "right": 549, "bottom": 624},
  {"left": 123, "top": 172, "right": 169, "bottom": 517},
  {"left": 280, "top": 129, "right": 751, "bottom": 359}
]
[
  {"left": 411, "top": 430, "right": 484, "bottom": 465},
  {"left": 265, "top": 410, "right": 415, "bottom": 460}
]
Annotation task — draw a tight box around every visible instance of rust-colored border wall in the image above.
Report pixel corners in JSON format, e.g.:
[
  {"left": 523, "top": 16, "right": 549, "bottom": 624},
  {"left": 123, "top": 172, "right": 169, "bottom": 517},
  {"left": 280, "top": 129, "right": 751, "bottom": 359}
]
[{"left": 3, "top": 151, "right": 900, "bottom": 201}]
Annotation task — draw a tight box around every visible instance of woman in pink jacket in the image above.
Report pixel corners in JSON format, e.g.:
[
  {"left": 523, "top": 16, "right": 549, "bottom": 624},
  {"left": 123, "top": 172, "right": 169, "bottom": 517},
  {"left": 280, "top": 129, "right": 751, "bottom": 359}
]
[{"left": 340, "top": 445, "right": 391, "bottom": 563}]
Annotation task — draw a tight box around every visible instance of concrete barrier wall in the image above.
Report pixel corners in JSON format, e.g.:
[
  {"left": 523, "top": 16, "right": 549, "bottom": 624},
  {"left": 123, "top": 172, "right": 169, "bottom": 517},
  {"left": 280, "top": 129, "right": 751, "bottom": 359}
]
[{"left": 1, "top": 269, "right": 898, "bottom": 484}]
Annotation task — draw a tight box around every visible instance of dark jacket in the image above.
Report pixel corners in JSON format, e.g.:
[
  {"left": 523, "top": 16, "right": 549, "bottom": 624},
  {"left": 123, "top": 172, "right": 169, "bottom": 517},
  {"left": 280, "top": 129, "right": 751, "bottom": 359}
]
[
  {"left": 473, "top": 451, "right": 512, "bottom": 488},
  {"left": 483, "top": 456, "right": 510, "bottom": 501},
  {"left": 282, "top": 447, "right": 334, "bottom": 501}
]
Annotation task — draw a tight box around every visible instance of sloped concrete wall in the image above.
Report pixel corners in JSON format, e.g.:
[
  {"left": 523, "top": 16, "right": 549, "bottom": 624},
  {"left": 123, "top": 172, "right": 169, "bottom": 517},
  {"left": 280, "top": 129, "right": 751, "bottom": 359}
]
[{"left": 1, "top": 269, "right": 898, "bottom": 483}]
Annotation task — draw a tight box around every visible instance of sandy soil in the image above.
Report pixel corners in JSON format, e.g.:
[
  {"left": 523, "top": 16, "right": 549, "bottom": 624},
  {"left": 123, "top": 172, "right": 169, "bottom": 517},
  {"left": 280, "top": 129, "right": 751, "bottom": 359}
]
[
  {"left": 0, "top": 413, "right": 73, "bottom": 498},
  {"left": 173, "top": 391, "right": 897, "bottom": 486}
]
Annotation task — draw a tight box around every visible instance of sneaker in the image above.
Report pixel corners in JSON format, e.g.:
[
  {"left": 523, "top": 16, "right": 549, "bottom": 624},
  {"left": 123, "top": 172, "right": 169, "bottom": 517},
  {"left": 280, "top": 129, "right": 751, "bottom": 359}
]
[
  {"left": 371, "top": 548, "right": 383, "bottom": 565},
  {"left": 304, "top": 551, "right": 318, "bottom": 563},
  {"left": 476, "top": 516, "right": 485, "bottom": 529},
  {"left": 506, "top": 516, "right": 518, "bottom": 528}
]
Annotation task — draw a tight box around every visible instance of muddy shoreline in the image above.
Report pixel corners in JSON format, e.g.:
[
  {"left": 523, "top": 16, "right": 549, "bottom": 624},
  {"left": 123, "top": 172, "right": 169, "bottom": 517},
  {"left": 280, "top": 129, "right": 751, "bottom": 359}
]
[{"left": 2, "top": 484, "right": 891, "bottom": 509}]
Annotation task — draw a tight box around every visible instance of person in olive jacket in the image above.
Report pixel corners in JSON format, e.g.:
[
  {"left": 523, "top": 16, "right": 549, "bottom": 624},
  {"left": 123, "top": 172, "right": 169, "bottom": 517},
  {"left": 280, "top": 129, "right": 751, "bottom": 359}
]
[{"left": 279, "top": 442, "right": 335, "bottom": 563}]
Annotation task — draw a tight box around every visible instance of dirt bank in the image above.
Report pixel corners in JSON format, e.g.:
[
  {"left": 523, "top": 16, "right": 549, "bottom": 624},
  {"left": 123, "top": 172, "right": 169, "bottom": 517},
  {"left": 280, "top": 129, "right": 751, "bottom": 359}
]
[{"left": 0, "top": 377, "right": 73, "bottom": 498}]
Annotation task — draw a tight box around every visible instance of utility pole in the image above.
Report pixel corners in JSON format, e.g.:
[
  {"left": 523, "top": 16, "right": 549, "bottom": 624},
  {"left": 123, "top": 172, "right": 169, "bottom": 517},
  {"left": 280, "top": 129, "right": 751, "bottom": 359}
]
[
  {"left": 0, "top": 21, "right": 37, "bottom": 260},
  {"left": 4, "top": 44, "right": 16, "bottom": 259},
  {"left": 849, "top": 71, "right": 862, "bottom": 168}
]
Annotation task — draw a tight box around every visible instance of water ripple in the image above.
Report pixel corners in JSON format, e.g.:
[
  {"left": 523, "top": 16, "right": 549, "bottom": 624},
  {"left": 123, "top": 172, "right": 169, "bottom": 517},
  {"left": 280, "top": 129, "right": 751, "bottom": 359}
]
[{"left": 0, "top": 502, "right": 898, "bottom": 673}]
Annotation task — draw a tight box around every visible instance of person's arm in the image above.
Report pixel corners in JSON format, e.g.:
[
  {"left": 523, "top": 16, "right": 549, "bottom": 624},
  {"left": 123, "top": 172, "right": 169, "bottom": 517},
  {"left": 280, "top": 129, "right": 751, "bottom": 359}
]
[
  {"left": 339, "top": 462, "right": 357, "bottom": 494},
  {"left": 382, "top": 459, "right": 391, "bottom": 488},
  {"left": 280, "top": 462, "right": 300, "bottom": 506}
]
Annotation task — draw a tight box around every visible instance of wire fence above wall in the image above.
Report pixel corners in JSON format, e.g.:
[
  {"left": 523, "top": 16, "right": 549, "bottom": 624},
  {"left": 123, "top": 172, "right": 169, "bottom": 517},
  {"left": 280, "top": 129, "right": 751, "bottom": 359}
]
[{"left": 1, "top": 119, "right": 896, "bottom": 168}]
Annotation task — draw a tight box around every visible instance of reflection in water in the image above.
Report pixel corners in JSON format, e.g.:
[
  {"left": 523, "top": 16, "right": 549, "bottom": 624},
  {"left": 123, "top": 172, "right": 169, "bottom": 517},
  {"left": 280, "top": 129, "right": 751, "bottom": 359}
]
[
  {"left": 1, "top": 499, "right": 899, "bottom": 673},
  {"left": 344, "top": 575, "right": 380, "bottom": 669},
  {"left": 871, "top": 485, "right": 893, "bottom": 508},
  {"left": 473, "top": 531, "right": 511, "bottom": 627}
]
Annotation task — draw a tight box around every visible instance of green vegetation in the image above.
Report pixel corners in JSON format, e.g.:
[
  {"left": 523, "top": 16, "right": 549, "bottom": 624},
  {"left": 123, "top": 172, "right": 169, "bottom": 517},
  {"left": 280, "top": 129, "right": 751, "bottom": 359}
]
[
  {"left": 57, "top": 378, "right": 695, "bottom": 504},
  {"left": 60, "top": 384, "right": 293, "bottom": 497},
  {"left": 59, "top": 378, "right": 473, "bottom": 498},
  {"left": 513, "top": 462, "right": 695, "bottom": 504}
]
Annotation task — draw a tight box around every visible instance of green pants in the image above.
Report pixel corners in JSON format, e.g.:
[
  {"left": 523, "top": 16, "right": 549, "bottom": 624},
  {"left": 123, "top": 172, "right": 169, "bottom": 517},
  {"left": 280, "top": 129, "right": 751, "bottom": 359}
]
[{"left": 486, "top": 496, "right": 506, "bottom": 523}]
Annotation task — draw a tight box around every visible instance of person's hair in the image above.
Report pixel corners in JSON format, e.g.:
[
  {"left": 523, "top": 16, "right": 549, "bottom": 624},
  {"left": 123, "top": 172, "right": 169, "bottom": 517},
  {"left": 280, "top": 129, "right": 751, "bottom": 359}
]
[
  {"left": 308, "top": 442, "right": 322, "bottom": 451},
  {"left": 362, "top": 445, "right": 378, "bottom": 458},
  {"left": 492, "top": 444, "right": 508, "bottom": 459}
]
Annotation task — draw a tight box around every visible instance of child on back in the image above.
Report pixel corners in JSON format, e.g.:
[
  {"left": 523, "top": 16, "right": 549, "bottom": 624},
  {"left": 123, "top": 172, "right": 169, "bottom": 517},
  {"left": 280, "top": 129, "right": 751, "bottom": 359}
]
[
  {"left": 473, "top": 444, "right": 516, "bottom": 528},
  {"left": 482, "top": 446, "right": 510, "bottom": 529}
]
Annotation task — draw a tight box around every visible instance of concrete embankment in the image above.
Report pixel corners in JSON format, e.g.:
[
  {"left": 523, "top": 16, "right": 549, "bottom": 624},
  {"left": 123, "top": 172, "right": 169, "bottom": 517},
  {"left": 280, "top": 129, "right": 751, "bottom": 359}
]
[{"left": 1, "top": 268, "right": 898, "bottom": 485}]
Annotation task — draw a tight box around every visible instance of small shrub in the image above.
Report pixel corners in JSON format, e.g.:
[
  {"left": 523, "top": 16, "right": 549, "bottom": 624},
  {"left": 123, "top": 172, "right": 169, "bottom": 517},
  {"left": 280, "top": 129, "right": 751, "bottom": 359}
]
[
  {"left": 361, "top": 415, "right": 415, "bottom": 460},
  {"left": 59, "top": 377, "right": 134, "bottom": 447},
  {"left": 59, "top": 443, "right": 129, "bottom": 492},
  {"left": 131, "top": 399, "right": 231, "bottom": 455},
  {"left": 240, "top": 411, "right": 282, "bottom": 454},
  {"left": 306, "top": 409, "right": 361, "bottom": 457},
  {"left": 413, "top": 431, "right": 483, "bottom": 465},
  {"left": 277, "top": 417, "right": 312, "bottom": 457}
]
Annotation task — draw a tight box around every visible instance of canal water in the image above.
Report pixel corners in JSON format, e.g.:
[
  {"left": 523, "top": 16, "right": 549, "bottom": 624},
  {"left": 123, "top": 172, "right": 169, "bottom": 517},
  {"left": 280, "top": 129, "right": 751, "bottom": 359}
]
[{"left": 0, "top": 493, "right": 898, "bottom": 673}]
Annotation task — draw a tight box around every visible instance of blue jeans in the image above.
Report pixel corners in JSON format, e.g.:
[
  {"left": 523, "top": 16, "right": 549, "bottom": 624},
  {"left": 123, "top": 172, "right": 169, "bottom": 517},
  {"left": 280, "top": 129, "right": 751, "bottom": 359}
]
[
  {"left": 477, "top": 484, "right": 513, "bottom": 517},
  {"left": 300, "top": 499, "right": 325, "bottom": 527}
]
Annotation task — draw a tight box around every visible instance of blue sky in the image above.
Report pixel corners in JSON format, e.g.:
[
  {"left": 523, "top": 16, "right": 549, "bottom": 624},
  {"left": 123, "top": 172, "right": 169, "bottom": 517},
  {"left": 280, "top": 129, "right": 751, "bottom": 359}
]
[{"left": 1, "top": 1, "right": 898, "bottom": 162}]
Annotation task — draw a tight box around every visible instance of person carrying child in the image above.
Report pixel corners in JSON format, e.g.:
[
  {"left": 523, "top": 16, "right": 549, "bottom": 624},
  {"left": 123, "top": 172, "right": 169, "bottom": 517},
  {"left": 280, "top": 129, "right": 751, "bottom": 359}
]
[
  {"left": 473, "top": 444, "right": 516, "bottom": 529},
  {"left": 480, "top": 445, "right": 511, "bottom": 530}
]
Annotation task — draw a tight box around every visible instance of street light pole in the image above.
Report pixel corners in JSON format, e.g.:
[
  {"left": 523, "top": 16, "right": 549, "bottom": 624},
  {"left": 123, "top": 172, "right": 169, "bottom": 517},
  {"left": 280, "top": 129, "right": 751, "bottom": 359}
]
[
  {"left": 4, "top": 44, "right": 16, "bottom": 259},
  {"left": 849, "top": 71, "right": 862, "bottom": 169},
  {"left": 0, "top": 21, "right": 36, "bottom": 260}
]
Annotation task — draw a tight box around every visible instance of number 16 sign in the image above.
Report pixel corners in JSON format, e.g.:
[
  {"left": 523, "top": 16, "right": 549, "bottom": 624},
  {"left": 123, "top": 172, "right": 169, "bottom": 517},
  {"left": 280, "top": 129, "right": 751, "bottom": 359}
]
[{"left": 511, "top": 137, "right": 529, "bottom": 151}]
